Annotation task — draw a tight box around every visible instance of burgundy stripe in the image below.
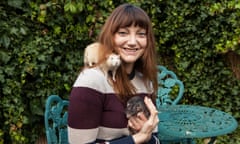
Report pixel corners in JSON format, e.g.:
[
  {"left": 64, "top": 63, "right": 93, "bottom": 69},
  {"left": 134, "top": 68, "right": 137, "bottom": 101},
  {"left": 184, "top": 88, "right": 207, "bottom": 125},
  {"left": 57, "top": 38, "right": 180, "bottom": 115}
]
[
  {"left": 68, "top": 87, "right": 151, "bottom": 129},
  {"left": 68, "top": 87, "right": 104, "bottom": 129}
]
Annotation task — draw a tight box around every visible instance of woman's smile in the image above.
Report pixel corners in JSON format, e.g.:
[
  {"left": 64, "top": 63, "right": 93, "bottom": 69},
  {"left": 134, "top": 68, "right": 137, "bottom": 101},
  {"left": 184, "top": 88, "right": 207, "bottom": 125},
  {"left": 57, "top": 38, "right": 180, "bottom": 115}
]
[
  {"left": 121, "top": 47, "right": 143, "bottom": 51},
  {"left": 114, "top": 25, "right": 147, "bottom": 65}
]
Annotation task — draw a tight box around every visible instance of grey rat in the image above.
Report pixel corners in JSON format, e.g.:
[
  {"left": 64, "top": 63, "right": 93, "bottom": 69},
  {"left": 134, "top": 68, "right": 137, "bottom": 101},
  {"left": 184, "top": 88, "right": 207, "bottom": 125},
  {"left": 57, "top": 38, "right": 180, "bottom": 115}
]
[{"left": 126, "top": 96, "right": 150, "bottom": 134}]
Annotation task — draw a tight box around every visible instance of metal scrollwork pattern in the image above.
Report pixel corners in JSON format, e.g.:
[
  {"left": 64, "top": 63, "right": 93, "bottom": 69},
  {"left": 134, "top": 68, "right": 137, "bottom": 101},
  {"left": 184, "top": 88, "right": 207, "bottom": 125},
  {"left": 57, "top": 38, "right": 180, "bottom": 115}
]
[{"left": 158, "top": 105, "right": 238, "bottom": 138}]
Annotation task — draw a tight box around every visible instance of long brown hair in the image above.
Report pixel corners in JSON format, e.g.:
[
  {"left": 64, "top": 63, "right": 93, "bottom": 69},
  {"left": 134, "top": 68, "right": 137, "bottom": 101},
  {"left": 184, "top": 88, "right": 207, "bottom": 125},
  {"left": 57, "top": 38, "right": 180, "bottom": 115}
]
[{"left": 97, "top": 3, "right": 158, "bottom": 104}]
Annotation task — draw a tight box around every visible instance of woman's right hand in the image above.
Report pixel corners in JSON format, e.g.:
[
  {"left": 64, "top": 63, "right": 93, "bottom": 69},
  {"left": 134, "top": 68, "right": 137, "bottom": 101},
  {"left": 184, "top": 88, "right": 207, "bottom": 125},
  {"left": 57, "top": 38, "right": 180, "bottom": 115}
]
[{"left": 132, "top": 97, "right": 159, "bottom": 143}]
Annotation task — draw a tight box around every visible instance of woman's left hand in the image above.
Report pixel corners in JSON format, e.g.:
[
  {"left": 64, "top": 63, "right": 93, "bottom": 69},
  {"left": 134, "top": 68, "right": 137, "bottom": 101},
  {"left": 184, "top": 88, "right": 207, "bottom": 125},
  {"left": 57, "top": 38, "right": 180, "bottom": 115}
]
[
  {"left": 128, "top": 97, "right": 159, "bottom": 133},
  {"left": 128, "top": 111, "right": 147, "bottom": 132},
  {"left": 130, "top": 97, "right": 159, "bottom": 143}
]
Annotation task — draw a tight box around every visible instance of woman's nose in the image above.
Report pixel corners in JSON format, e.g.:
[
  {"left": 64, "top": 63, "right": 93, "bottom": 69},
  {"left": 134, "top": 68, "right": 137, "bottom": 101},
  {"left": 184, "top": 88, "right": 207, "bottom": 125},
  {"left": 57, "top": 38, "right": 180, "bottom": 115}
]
[{"left": 127, "top": 35, "right": 137, "bottom": 46}]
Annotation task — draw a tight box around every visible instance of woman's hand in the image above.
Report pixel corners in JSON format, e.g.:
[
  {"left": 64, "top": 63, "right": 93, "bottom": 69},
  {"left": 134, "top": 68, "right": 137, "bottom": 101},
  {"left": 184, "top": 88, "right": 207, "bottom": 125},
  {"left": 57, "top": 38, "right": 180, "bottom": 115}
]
[
  {"left": 131, "top": 97, "right": 159, "bottom": 143},
  {"left": 128, "top": 111, "right": 147, "bottom": 132}
]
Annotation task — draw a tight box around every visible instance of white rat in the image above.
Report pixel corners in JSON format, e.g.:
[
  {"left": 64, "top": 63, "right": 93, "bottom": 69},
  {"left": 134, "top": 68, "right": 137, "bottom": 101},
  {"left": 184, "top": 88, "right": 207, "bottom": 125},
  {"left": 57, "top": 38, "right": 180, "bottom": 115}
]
[
  {"left": 100, "top": 53, "right": 121, "bottom": 81},
  {"left": 84, "top": 42, "right": 100, "bottom": 67},
  {"left": 83, "top": 42, "right": 121, "bottom": 81}
]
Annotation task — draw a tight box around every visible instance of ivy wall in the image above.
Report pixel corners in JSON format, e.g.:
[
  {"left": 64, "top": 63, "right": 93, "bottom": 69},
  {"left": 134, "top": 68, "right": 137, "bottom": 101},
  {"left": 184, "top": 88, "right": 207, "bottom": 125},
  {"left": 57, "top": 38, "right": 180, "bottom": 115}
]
[{"left": 0, "top": 0, "right": 239, "bottom": 143}]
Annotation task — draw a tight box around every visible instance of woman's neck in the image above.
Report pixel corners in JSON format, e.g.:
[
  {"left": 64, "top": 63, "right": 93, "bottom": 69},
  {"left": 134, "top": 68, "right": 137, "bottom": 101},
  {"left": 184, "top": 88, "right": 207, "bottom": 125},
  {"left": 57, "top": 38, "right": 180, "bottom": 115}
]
[
  {"left": 124, "top": 63, "right": 134, "bottom": 74},
  {"left": 123, "top": 63, "right": 135, "bottom": 80}
]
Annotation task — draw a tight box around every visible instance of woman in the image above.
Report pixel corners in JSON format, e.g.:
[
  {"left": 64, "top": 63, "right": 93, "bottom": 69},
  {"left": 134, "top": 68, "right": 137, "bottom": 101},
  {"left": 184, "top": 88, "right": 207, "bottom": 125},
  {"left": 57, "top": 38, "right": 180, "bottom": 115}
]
[{"left": 68, "top": 3, "right": 159, "bottom": 144}]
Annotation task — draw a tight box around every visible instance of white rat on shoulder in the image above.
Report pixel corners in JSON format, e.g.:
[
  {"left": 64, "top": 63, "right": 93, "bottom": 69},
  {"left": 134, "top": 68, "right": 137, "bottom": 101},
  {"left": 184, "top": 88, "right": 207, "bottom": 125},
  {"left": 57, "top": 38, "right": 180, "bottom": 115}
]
[
  {"left": 83, "top": 42, "right": 121, "bottom": 81},
  {"left": 100, "top": 53, "right": 121, "bottom": 81},
  {"left": 84, "top": 42, "right": 100, "bottom": 67}
]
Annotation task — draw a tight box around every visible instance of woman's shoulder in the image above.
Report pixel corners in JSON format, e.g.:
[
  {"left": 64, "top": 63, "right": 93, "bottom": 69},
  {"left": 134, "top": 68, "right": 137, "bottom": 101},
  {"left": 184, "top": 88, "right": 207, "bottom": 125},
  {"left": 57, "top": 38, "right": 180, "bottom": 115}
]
[{"left": 73, "top": 67, "right": 106, "bottom": 87}]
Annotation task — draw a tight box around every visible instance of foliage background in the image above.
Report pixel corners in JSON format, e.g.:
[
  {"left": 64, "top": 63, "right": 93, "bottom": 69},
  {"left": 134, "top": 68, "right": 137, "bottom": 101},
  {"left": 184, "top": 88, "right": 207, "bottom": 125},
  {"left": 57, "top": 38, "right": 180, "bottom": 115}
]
[{"left": 0, "top": 0, "right": 239, "bottom": 143}]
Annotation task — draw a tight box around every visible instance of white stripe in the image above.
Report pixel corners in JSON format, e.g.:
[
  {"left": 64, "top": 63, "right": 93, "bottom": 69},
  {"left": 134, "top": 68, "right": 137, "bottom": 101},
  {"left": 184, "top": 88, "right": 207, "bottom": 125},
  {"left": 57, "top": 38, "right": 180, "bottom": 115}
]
[
  {"left": 68, "top": 126, "right": 130, "bottom": 143},
  {"left": 68, "top": 126, "right": 98, "bottom": 144},
  {"left": 153, "top": 125, "right": 158, "bottom": 133},
  {"left": 153, "top": 135, "right": 160, "bottom": 144},
  {"left": 73, "top": 68, "right": 152, "bottom": 93},
  {"left": 97, "top": 126, "right": 130, "bottom": 140}
]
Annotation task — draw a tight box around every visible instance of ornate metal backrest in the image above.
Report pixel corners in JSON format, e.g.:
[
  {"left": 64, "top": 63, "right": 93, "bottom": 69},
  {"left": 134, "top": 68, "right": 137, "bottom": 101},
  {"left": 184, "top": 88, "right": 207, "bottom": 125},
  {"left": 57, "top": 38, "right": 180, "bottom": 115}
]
[
  {"left": 156, "top": 66, "right": 194, "bottom": 144},
  {"left": 156, "top": 65, "right": 184, "bottom": 108},
  {"left": 44, "top": 95, "right": 69, "bottom": 144}
]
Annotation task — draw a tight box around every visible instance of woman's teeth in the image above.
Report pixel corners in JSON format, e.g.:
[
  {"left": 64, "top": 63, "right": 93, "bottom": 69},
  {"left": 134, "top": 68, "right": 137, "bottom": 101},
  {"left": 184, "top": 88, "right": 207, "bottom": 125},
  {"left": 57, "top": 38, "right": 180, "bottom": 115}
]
[{"left": 123, "top": 48, "right": 140, "bottom": 51}]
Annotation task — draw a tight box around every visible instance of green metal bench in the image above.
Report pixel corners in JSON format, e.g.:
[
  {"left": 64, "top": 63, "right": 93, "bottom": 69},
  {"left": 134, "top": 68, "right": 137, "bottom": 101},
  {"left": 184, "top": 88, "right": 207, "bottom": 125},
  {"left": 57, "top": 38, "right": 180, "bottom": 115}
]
[
  {"left": 44, "top": 95, "right": 69, "bottom": 144},
  {"left": 156, "top": 65, "right": 184, "bottom": 106},
  {"left": 44, "top": 65, "right": 192, "bottom": 144},
  {"left": 156, "top": 65, "right": 195, "bottom": 144}
]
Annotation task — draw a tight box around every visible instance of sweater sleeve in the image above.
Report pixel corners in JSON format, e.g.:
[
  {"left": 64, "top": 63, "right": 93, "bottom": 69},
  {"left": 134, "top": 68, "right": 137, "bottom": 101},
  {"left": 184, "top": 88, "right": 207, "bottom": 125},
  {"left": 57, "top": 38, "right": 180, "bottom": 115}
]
[
  {"left": 147, "top": 133, "right": 160, "bottom": 144},
  {"left": 109, "top": 136, "right": 135, "bottom": 144},
  {"left": 107, "top": 133, "right": 160, "bottom": 144}
]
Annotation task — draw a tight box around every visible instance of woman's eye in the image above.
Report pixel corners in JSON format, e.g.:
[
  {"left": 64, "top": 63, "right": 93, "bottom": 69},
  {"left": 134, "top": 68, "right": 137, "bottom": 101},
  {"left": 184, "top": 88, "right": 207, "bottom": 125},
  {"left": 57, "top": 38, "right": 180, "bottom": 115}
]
[
  {"left": 118, "top": 31, "right": 128, "bottom": 36},
  {"left": 137, "top": 32, "right": 146, "bottom": 37}
]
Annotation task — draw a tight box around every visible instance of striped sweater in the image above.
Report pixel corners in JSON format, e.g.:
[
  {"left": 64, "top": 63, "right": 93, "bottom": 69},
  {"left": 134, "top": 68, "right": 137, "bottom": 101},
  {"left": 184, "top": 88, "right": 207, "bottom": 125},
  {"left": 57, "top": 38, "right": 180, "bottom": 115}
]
[{"left": 68, "top": 67, "right": 159, "bottom": 144}]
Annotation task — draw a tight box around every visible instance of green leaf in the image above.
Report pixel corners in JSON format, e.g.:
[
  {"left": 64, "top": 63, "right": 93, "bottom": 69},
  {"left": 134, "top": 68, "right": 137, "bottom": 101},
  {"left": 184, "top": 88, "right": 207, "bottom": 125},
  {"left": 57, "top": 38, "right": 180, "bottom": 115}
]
[
  {"left": 0, "top": 50, "right": 10, "bottom": 64},
  {"left": 64, "top": 2, "right": 77, "bottom": 13},
  {"left": 7, "top": 0, "right": 24, "bottom": 9},
  {"left": 1, "top": 35, "right": 10, "bottom": 48}
]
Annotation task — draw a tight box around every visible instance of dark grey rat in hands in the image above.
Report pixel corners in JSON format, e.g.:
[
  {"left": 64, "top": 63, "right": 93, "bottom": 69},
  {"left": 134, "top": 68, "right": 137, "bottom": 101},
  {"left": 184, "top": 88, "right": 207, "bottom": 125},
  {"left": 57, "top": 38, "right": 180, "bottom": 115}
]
[{"left": 125, "top": 96, "right": 150, "bottom": 134}]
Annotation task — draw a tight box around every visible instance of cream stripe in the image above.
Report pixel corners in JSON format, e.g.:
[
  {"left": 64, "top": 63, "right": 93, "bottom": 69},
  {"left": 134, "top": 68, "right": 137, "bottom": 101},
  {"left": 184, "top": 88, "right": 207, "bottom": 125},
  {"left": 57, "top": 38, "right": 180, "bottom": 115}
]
[
  {"left": 68, "top": 126, "right": 98, "bottom": 144},
  {"left": 97, "top": 126, "right": 130, "bottom": 140},
  {"left": 73, "top": 68, "right": 152, "bottom": 93},
  {"left": 153, "top": 125, "right": 158, "bottom": 133},
  {"left": 68, "top": 125, "right": 158, "bottom": 143}
]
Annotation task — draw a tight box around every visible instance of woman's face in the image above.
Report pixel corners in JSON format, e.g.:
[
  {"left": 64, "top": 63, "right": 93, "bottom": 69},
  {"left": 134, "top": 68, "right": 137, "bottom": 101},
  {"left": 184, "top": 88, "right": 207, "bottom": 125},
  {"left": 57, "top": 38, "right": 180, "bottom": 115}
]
[{"left": 114, "top": 25, "right": 147, "bottom": 65}]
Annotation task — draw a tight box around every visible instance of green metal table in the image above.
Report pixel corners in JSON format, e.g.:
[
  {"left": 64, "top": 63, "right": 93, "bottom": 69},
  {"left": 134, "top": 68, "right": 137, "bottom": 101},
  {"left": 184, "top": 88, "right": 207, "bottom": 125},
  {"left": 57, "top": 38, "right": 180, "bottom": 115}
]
[{"left": 158, "top": 105, "right": 238, "bottom": 141}]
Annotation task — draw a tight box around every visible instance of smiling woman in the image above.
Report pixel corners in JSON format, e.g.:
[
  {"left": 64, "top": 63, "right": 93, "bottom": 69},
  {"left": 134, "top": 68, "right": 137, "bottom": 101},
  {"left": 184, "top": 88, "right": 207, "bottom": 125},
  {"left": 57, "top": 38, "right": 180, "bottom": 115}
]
[
  {"left": 98, "top": 3, "right": 157, "bottom": 102},
  {"left": 68, "top": 3, "right": 159, "bottom": 144},
  {"left": 114, "top": 25, "right": 146, "bottom": 68}
]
